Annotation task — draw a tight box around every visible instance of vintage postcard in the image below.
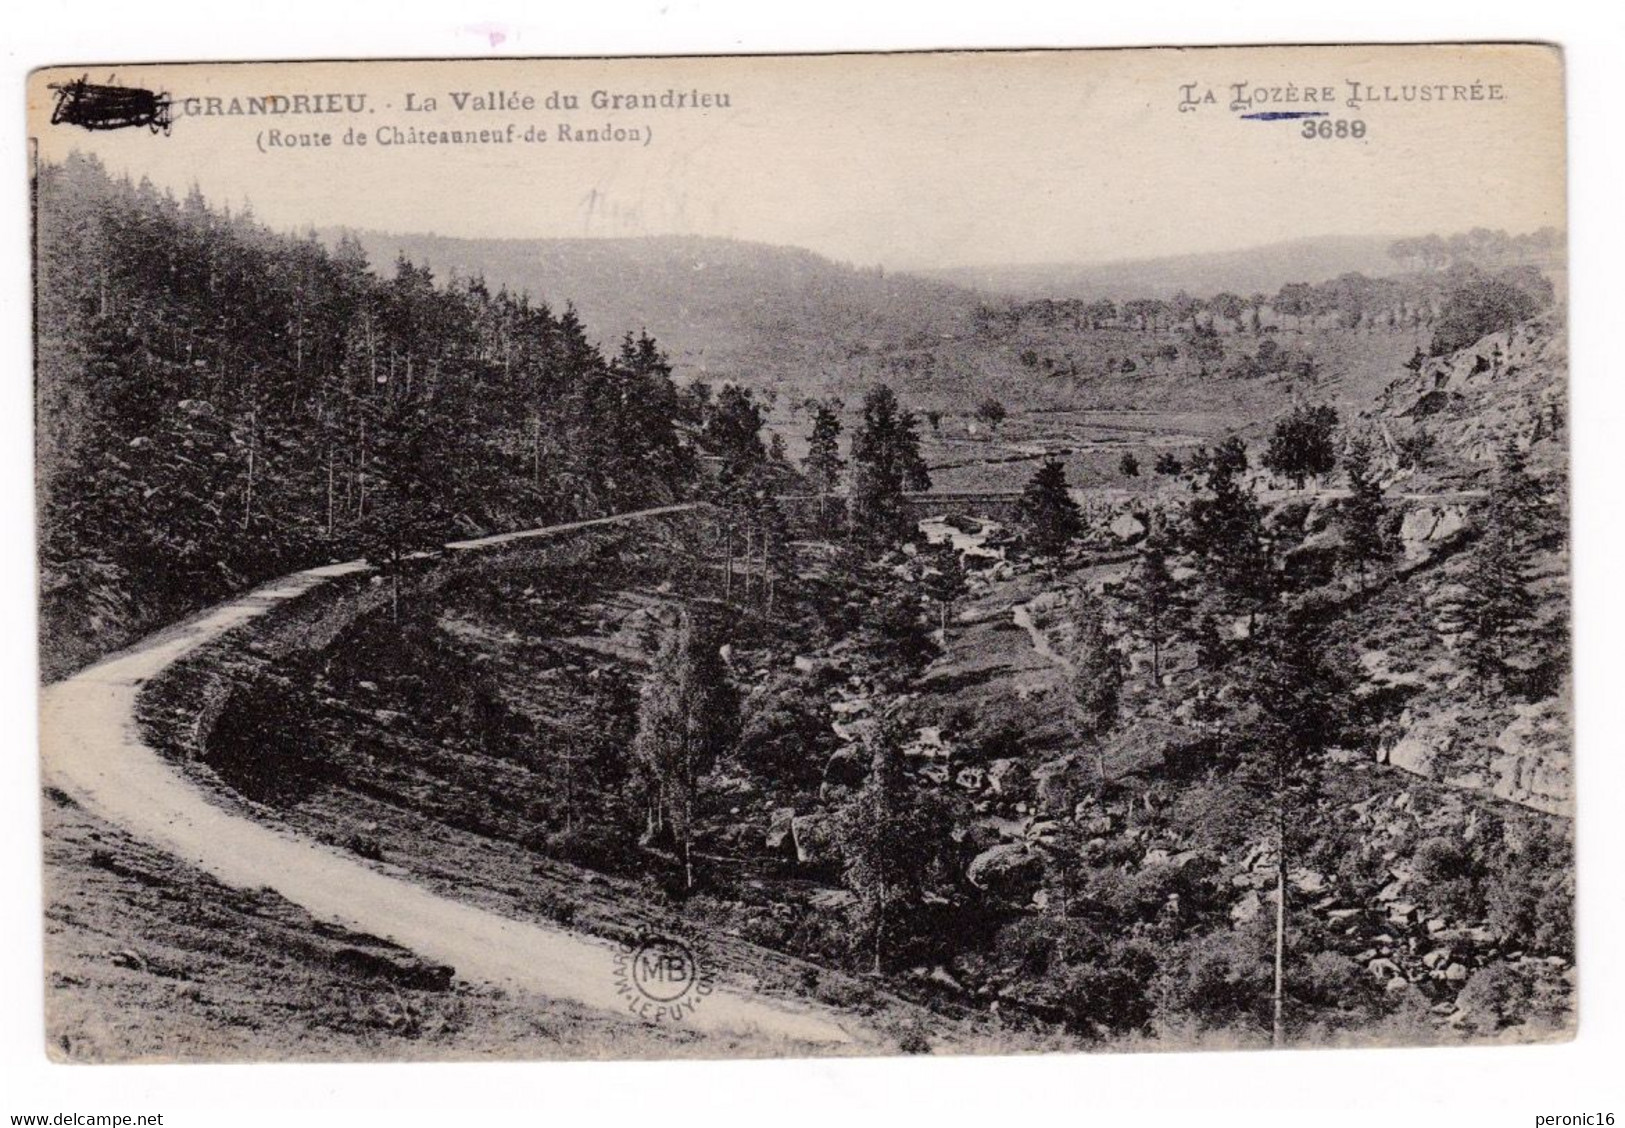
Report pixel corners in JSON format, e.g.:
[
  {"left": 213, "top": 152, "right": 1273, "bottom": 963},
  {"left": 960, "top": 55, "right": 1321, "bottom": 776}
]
[{"left": 30, "top": 45, "right": 1570, "bottom": 1062}]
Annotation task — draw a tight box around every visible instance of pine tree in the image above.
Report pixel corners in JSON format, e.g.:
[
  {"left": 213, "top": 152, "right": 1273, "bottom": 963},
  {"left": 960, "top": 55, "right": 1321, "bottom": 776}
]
[
  {"left": 849, "top": 384, "right": 931, "bottom": 548},
  {"left": 1461, "top": 531, "right": 1536, "bottom": 684},
  {"left": 918, "top": 543, "right": 968, "bottom": 642},
  {"left": 706, "top": 384, "right": 768, "bottom": 485},
  {"left": 1459, "top": 440, "right": 1548, "bottom": 687},
  {"left": 802, "top": 399, "right": 845, "bottom": 535},
  {"left": 834, "top": 715, "right": 949, "bottom": 973},
  {"left": 1067, "top": 593, "right": 1123, "bottom": 788},
  {"left": 1340, "top": 434, "right": 1393, "bottom": 591},
  {"left": 1187, "top": 438, "right": 1273, "bottom": 633},
  {"left": 355, "top": 394, "right": 445, "bottom": 622},
  {"left": 1230, "top": 595, "right": 1347, "bottom": 1047},
  {"left": 630, "top": 612, "right": 739, "bottom": 891},
  {"left": 1194, "top": 610, "right": 1230, "bottom": 670},
  {"left": 1015, "top": 459, "right": 1082, "bottom": 558},
  {"left": 974, "top": 397, "right": 1007, "bottom": 435},
  {"left": 1123, "top": 538, "right": 1184, "bottom": 683}
]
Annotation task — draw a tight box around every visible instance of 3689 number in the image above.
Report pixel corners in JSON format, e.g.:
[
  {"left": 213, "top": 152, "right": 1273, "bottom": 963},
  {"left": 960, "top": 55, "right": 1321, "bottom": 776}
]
[{"left": 1302, "top": 118, "right": 1366, "bottom": 139}]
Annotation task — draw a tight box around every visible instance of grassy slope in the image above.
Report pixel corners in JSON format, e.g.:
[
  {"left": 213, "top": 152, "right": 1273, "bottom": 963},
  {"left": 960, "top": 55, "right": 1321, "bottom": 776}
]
[
  {"left": 42, "top": 788, "right": 700, "bottom": 1063},
  {"left": 93, "top": 542, "right": 1000, "bottom": 1060}
]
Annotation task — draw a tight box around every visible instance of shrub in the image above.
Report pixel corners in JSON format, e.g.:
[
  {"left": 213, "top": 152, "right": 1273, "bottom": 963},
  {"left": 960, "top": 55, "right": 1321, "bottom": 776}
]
[
  {"left": 1483, "top": 819, "right": 1574, "bottom": 954},
  {"left": 1455, "top": 963, "right": 1535, "bottom": 1034},
  {"left": 1153, "top": 925, "right": 1271, "bottom": 1031},
  {"left": 1429, "top": 270, "right": 1549, "bottom": 356},
  {"left": 539, "top": 823, "right": 642, "bottom": 873},
  {"left": 1053, "top": 939, "right": 1158, "bottom": 1036}
]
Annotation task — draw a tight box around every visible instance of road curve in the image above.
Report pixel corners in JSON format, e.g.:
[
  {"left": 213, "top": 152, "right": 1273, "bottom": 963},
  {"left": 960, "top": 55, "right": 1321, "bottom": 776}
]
[{"left": 40, "top": 504, "right": 858, "bottom": 1047}]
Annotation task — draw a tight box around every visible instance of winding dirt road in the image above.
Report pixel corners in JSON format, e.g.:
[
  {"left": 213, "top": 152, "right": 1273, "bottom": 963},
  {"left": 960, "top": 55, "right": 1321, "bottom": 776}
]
[{"left": 40, "top": 505, "right": 858, "bottom": 1047}]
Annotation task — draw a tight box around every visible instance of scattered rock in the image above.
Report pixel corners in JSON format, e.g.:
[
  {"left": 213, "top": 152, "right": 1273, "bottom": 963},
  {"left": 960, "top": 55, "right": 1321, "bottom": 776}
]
[
  {"left": 765, "top": 807, "right": 797, "bottom": 852},
  {"left": 790, "top": 813, "right": 837, "bottom": 867},
  {"left": 967, "top": 843, "right": 1043, "bottom": 902},
  {"left": 822, "top": 748, "right": 866, "bottom": 788},
  {"left": 108, "top": 949, "right": 147, "bottom": 972},
  {"left": 1367, "top": 957, "right": 1402, "bottom": 980},
  {"left": 1109, "top": 512, "right": 1147, "bottom": 542},
  {"left": 1231, "top": 890, "right": 1262, "bottom": 924}
]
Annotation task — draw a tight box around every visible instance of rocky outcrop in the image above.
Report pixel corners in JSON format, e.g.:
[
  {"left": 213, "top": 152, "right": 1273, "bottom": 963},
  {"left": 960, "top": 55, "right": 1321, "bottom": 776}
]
[
  {"left": 1375, "top": 313, "right": 1567, "bottom": 470},
  {"left": 1380, "top": 697, "right": 1572, "bottom": 817},
  {"left": 1399, "top": 504, "right": 1471, "bottom": 562},
  {"left": 1380, "top": 707, "right": 1466, "bottom": 779},
  {"left": 1490, "top": 698, "right": 1572, "bottom": 815}
]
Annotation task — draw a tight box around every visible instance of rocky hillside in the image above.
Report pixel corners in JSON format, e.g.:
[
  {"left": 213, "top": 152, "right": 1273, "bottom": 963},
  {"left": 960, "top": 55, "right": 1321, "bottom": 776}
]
[{"left": 1368, "top": 309, "right": 1568, "bottom": 484}]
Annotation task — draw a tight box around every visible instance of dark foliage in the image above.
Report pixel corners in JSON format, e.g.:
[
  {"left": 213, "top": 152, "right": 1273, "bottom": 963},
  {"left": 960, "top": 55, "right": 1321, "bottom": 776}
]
[{"left": 37, "top": 154, "right": 700, "bottom": 674}]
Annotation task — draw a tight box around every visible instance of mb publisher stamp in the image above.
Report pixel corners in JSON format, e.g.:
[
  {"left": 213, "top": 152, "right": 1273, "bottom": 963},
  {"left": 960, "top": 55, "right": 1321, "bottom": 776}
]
[{"left": 613, "top": 935, "right": 714, "bottom": 1022}]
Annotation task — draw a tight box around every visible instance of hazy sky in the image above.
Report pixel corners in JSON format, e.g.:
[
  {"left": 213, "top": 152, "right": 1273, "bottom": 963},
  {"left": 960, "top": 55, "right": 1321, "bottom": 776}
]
[{"left": 29, "top": 45, "right": 1566, "bottom": 271}]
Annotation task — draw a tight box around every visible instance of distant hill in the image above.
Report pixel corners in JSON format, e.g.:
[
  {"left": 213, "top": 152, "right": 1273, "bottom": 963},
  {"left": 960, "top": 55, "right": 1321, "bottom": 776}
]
[
  {"left": 322, "top": 230, "right": 982, "bottom": 399},
  {"left": 920, "top": 236, "right": 1403, "bottom": 300}
]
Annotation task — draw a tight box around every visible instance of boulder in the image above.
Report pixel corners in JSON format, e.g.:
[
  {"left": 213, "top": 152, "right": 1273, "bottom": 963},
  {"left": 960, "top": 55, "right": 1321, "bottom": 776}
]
[
  {"left": 822, "top": 747, "right": 867, "bottom": 788},
  {"left": 1289, "top": 868, "right": 1329, "bottom": 895},
  {"left": 1075, "top": 812, "right": 1114, "bottom": 836},
  {"left": 967, "top": 843, "right": 1043, "bottom": 902},
  {"left": 1367, "top": 957, "right": 1403, "bottom": 981},
  {"left": 790, "top": 813, "right": 838, "bottom": 867},
  {"left": 1109, "top": 512, "right": 1147, "bottom": 542},
  {"left": 986, "top": 758, "right": 1030, "bottom": 797},
  {"left": 766, "top": 807, "right": 797, "bottom": 852},
  {"left": 1231, "top": 889, "right": 1262, "bottom": 924}
]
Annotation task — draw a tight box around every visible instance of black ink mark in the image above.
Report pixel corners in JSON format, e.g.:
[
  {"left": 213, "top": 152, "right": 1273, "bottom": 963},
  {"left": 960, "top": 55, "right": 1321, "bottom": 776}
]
[
  {"left": 50, "top": 76, "right": 172, "bottom": 134},
  {"left": 1239, "top": 111, "right": 1328, "bottom": 122}
]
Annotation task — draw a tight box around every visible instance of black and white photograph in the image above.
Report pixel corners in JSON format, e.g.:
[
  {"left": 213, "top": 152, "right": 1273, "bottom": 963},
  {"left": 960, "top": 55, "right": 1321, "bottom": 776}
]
[{"left": 25, "top": 43, "right": 1579, "bottom": 1071}]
